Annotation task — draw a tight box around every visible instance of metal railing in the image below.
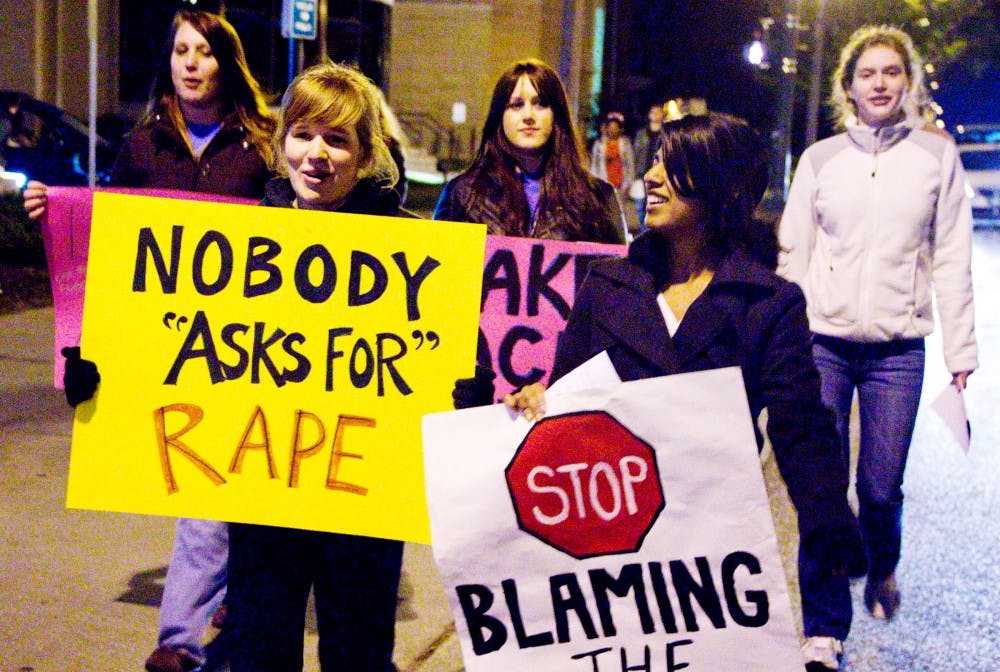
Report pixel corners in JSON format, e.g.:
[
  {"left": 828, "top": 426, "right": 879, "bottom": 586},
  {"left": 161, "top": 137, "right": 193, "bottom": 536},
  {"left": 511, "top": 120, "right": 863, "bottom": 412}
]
[{"left": 397, "top": 110, "right": 478, "bottom": 175}]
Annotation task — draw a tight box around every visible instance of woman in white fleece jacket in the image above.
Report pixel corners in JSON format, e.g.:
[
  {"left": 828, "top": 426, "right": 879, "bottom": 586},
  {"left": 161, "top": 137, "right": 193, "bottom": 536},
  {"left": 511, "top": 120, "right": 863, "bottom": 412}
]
[{"left": 777, "top": 25, "right": 977, "bottom": 672}]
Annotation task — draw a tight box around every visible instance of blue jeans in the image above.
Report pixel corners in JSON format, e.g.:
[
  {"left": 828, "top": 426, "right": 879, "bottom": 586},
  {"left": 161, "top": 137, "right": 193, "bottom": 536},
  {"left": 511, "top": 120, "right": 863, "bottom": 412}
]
[
  {"left": 159, "top": 518, "right": 228, "bottom": 665},
  {"left": 800, "top": 335, "right": 924, "bottom": 638}
]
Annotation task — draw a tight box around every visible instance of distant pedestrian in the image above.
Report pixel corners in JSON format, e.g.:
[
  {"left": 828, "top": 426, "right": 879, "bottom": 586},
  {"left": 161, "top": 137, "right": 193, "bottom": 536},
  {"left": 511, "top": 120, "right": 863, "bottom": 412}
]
[
  {"left": 590, "top": 110, "right": 635, "bottom": 199},
  {"left": 778, "top": 24, "right": 977, "bottom": 671},
  {"left": 630, "top": 101, "right": 665, "bottom": 230}
]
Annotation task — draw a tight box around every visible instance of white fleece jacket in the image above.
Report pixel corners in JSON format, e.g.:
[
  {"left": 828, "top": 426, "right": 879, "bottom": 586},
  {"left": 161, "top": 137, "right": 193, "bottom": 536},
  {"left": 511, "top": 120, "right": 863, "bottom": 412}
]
[{"left": 778, "top": 118, "right": 978, "bottom": 374}]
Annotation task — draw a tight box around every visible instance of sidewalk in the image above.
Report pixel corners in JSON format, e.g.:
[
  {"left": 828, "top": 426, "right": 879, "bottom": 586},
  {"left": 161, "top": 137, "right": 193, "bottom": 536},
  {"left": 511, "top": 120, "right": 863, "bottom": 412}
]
[
  {"left": 2, "top": 231, "right": 999, "bottom": 671},
  {"left": 0, "top": 306, "right": 463, "bottom": 672}
]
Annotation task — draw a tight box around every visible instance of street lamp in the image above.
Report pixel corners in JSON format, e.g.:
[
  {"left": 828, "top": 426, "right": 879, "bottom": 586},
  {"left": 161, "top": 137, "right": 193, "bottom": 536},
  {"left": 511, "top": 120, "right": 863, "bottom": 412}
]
[
  {"left": 804, "top": 0, "right": 827, "bottom": 148},
  {"left": 746, "top": 38, "right": 766, "bottom": 67},
  {"left": 772, "top": 10, "right": 799, "bottom": 201},
  {"left": 744, "top": 15, "right": 793, "bottom": 203},
  {"left": 744, "top": 24, "right": 769, "bottom": 68}
]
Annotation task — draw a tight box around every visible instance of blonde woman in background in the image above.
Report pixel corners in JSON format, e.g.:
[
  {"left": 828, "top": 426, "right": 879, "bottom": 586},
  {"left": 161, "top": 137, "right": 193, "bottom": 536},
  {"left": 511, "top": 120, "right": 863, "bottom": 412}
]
[{"left": 778, "top": 25, "right": 976, "bottom": 672}]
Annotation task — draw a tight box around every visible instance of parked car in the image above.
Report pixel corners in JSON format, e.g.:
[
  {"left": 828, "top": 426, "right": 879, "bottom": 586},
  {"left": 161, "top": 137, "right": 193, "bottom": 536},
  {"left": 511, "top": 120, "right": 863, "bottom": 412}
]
[
  {"left": 0, "top": 90, "right": 126, "bottom": 188},
  {"left": 959, "top": 142, "right": 1000, "bottom": 228},
  {"left": 955, "top": 123, "right": 1000, "bottom": 145}
]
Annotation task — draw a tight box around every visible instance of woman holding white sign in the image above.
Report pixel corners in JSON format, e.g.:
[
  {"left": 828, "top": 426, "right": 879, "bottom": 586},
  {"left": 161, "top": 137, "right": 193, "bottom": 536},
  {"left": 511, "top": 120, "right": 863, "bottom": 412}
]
[
  {"left": 224, "top": 61, "right": 404, "bottom": 672},
  {"left": 505, "top": 112, "right": 867, "bottom": 672}
]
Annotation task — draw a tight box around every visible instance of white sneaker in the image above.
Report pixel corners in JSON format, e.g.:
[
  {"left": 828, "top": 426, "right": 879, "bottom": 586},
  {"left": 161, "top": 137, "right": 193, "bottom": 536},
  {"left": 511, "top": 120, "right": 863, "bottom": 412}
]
[{"left": 801, "top": 636, "right": 843, "bottom": 670}]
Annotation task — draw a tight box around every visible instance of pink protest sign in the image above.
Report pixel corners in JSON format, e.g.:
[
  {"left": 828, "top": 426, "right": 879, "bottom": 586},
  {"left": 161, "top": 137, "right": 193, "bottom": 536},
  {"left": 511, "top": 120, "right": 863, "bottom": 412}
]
[
  {"left": 479, "top": 235, "right": 625, "bottom": 398},
  {"left": 40, "top": 188, "right": 255, "bottom": 388}
]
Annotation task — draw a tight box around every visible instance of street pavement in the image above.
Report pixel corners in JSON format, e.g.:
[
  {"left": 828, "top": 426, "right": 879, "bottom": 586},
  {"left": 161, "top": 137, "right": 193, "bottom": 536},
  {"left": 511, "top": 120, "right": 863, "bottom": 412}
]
[
  {"left": 0, "top": 293, "right": 464, "bottom": 671},
  {"left": 1, "top": 231, "right": 998, "bottom": 671}
]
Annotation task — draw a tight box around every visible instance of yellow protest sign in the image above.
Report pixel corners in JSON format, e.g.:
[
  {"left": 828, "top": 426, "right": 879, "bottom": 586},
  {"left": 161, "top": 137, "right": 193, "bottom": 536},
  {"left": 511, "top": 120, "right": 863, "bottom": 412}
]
[{"left": 65, "top": 192, "right": 486, "bottom": 544}]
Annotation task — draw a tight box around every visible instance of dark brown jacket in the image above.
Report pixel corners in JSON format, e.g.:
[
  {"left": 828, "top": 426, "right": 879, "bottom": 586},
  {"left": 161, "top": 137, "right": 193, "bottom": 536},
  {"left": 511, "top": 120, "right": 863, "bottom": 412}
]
[{"left": 109, "top": 110, "right": 271, "bottom": 198}]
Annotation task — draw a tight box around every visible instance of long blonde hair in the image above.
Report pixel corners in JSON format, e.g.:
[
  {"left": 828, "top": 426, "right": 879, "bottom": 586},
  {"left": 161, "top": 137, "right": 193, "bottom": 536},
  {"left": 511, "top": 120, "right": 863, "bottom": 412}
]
[
  {"left": 273, "top": 61, "right": 398, "bottom": 187},
  {"left": 830, "top": 25, "right": 932, "bottom": 129}
]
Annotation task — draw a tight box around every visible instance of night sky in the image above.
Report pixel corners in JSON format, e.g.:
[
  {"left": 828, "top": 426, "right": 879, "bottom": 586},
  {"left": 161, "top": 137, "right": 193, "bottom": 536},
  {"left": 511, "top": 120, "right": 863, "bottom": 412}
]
[
  {"left": 609, "top": 1, "right": 781, "bottom": 130},
  {"left": 611, "top": 0, "right": 999, "bottom": 139},
  {"left": 936, "top": 62, "right": 1000, "bottom": 127}
]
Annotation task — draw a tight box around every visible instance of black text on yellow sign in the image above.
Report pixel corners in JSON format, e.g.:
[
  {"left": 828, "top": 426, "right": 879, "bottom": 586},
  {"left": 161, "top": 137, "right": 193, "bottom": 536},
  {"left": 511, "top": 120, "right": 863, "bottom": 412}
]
[{"left": 133, "top": 224, "right": 442, "bottom": 395}]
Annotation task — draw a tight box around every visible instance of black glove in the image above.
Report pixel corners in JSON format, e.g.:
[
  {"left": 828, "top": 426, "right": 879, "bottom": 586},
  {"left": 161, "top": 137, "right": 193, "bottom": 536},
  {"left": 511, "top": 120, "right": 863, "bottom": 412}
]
[
  {"left": 452, "top": 364, "right": 496, "bottom": 409},
  {"left": 61, "top": 346, "right": 100, "bottom": 408},
  {"left": 800, "top": 521, "right": 868, "bottom": 579}
]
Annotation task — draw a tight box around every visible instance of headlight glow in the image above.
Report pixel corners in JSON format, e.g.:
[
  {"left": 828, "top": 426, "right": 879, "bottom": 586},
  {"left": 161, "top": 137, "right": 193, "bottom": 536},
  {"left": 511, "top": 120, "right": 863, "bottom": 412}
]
[{"left": 1, "top": 171, "right": 27, "bottom": 189}]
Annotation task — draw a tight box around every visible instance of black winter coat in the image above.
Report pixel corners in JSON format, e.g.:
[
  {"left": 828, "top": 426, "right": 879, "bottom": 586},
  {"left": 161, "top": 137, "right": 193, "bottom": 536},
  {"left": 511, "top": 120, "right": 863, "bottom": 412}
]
[
  {"left": 110, "top": 111, "right": 271, "bottom": 198},
  {"left": 260, "top": 176, "right": 402, "bottom": 216},
  {"left": 551, "top": 232, "right": 862, "bottom": 562}
]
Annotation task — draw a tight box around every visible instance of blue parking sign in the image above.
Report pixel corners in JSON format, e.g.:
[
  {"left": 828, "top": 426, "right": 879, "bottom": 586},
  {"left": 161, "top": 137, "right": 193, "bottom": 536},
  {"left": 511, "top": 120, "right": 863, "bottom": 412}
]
[{"left": 281, "top": 0, "right": 318, "bottom": 40}]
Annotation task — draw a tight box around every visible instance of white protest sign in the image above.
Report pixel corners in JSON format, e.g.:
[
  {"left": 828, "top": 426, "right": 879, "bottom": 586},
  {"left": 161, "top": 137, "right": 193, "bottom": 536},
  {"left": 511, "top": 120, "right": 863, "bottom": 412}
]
[{"left": 422, "top": 367, "right": 802, "bottom": 672}]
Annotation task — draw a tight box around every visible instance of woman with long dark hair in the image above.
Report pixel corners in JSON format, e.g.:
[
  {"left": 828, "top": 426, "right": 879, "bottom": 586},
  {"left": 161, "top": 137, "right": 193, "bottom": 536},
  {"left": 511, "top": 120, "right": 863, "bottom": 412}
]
[
  {"left": 434, "top": 58, "right": 626, "bottom": 243},
  {"left": 440, "top": 59, "right": 627, "bottom": 409},
  {"left": 108, "top": 8, "right": 275, "bottom": 193},
  {"left": 24, "top": 9, "right": 274, "bottom": 218}
]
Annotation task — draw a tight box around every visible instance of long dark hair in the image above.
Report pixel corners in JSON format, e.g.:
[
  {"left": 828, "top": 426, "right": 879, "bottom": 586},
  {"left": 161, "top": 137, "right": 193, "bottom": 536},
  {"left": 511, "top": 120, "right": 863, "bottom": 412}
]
[
  {"left": 462, "top": 59, "right": 619, "bottom": 241},
  {"left": 658, "top": 112, "right": 776, "bottom": 267},
  {"left": 145, "top": 9, "right": 275, "bottom": 166}
]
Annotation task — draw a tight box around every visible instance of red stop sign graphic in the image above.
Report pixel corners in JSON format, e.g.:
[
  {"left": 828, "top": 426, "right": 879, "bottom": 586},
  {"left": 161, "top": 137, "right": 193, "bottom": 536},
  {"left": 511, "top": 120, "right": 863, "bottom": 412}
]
[{"left": 505, "top": 411, "right": 664, "bottom": 559}]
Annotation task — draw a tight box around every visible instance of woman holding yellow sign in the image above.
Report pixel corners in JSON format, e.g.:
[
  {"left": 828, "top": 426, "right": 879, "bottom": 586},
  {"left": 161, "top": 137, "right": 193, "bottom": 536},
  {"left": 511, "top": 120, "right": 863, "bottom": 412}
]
[{"left": 224, "top": 61, "right": 404, "bottom": 672}]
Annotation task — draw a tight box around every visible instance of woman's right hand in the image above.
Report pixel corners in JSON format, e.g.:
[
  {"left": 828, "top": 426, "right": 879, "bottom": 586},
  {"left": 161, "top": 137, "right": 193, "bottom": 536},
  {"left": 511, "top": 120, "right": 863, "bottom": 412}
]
[
  {"left": 61, "top": 346, "right": 100, "bottom": 407},
  {"left": 23, "top": 180, "right": 49, "bottom": 221},
  {"left": 503, "top": 383, "right": 547, "bottom": 421},
  {"left": 951, "top": 370, "right": 973, "bottom": 391}
]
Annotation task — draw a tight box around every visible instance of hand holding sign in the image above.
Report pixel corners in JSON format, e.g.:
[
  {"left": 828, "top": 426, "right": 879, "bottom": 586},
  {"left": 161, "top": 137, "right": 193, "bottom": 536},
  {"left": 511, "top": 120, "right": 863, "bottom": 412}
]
[
  {"left": 61, "top": 346, "right": 100, "bottom": 407},
  {"left": 452, "top": 365, "right": 496, "bottom": 409},
  {"left": 424, "top": 368, "right": 805, "bottom": 672}
]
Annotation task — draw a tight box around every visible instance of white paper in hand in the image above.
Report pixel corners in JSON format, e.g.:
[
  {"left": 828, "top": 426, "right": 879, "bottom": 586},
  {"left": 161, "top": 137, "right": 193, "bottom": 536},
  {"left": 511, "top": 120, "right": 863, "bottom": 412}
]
[
  {"left": 546, "top": 350, "right": 621, "bottom": 395},
  {"left": 930, "top": 383, "right": 970, "bottom": 454}
]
